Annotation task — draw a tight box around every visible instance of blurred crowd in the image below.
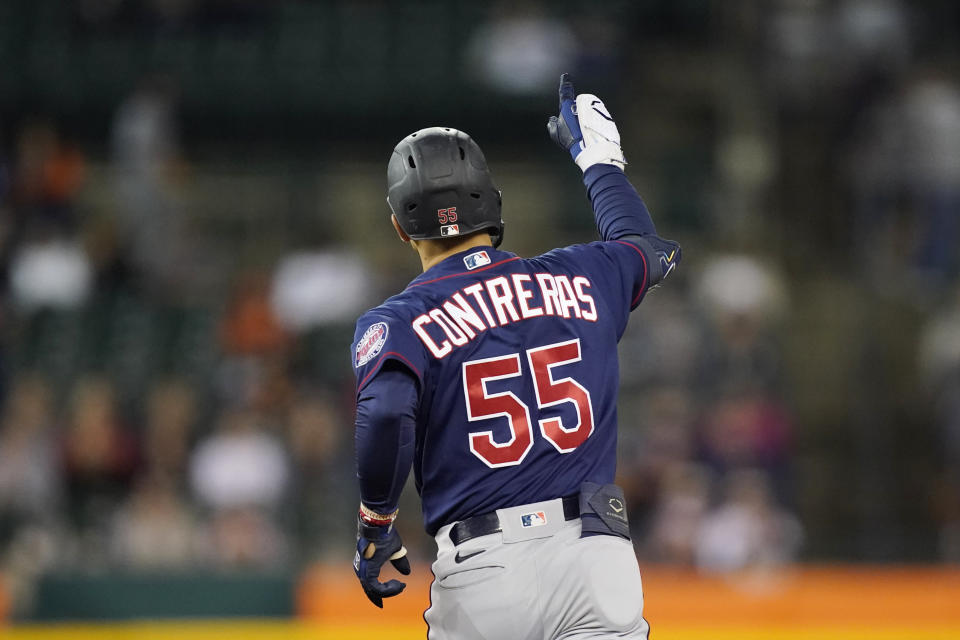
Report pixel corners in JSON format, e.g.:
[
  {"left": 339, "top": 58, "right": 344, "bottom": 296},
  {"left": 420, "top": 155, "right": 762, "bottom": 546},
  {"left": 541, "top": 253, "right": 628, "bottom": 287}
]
[
  {"left": 0, "top": 80, "right": 807, "bottom": 614},
  {"left": 616, "top": 256, "right": 803, "bottom": 572},
  {"left": 0, "top": 79, "right": 362, "bottom": 615},
  {"left": 1, "top": 0, "right": 960, "bottom": 618}
]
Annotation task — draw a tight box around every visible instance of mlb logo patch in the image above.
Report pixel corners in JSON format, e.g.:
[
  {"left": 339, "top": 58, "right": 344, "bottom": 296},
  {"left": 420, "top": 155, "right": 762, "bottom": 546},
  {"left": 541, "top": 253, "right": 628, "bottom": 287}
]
[
  {"left": 355, "top": 322, "right": 388, "bottom": 367},
  {"left": 520, "top": 511, "right": 547, "bottom": 528},
  {"left": 440, "top": 224, "right": 460, "bottom": 237},
  {"left": 463, "top": 251, "right": 491, "bottom": 270}
]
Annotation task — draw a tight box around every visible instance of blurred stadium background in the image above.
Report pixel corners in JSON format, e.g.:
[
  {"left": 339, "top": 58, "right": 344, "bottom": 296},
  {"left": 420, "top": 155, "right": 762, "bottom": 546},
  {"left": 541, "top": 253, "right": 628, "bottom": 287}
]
[{"left": 1, "top": 0, "right": 959, "bottom": 638}]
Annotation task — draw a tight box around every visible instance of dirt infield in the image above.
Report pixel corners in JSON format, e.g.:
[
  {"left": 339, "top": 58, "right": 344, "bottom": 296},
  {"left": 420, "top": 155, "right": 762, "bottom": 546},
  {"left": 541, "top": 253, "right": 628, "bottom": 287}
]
[
  {"left": 4, "top": 566, "right": 959, "bottom": 639},
  {"left": 298, "top": 564, "right": 960, "bottom": 630},
  {"left": 3, "top": 621, "right": 959, "bottom": 640}
]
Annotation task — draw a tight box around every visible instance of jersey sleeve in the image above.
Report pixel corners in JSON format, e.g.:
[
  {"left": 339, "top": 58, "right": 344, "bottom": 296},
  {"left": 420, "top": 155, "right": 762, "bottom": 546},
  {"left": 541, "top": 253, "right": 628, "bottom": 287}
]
[
  {"left": 603, "top": 239, "right": 653, "bottom": 311},
  {"left": 355, "top": 363, "right": 418, "bottom": 514},
  {"left": 351, "top": 309, "right": 427, "bottom": 393},
  {"left": 541, "top": 240, "right": 652, "bottom": 338}
]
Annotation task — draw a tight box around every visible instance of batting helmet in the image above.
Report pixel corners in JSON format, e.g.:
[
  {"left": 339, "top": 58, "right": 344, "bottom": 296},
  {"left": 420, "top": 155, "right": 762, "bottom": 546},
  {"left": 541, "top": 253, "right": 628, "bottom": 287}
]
[{"left": 387, "top": 127, "right": 504, "bottom": 248}]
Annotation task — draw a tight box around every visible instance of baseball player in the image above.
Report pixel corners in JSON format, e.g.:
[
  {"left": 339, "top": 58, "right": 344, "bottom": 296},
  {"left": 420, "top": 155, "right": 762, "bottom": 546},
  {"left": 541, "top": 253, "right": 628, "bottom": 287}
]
[{"left": 351, "top": 74, "right": 680, "bottom": 639}]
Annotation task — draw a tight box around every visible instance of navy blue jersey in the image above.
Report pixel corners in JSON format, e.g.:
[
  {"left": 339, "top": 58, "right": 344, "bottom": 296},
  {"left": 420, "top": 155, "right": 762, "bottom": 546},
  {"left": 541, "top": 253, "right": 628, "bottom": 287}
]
[{"left": 352, "top": 241, "right": 649, "bottom": 535}]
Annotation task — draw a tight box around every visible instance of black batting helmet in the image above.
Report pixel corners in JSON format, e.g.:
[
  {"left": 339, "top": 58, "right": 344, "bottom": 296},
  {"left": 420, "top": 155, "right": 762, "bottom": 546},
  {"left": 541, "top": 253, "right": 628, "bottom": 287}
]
[{"left": 387, "top": 127, "right": 504, "bottom": 248}]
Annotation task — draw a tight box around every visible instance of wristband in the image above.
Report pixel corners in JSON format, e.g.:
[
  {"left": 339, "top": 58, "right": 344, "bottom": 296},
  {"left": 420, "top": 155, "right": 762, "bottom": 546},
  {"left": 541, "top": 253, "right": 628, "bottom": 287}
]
[{"left": 359, "top": 503, "right": 398, "bottom": 526}]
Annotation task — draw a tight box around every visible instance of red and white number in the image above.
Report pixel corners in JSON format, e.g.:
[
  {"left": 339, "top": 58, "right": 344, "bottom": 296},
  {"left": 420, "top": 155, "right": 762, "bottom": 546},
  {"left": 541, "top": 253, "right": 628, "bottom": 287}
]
[
  {"left": 462, "top": 339, "right": 594, "bottom": 467},
  {"left": 463, "top": 353, "right": 534, "bottom": 467},
  {"left": 527, "top": 339, "right": 594, "bottom": 452},
  {"left": 437, "top": 207, "right": 458, "bottom": 224}
]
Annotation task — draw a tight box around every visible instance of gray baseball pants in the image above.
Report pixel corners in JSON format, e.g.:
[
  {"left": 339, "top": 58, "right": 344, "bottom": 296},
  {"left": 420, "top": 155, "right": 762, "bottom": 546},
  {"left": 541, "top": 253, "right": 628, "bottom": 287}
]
[{"left": 425, "top": 498, "right": 649, "bottom": 639}]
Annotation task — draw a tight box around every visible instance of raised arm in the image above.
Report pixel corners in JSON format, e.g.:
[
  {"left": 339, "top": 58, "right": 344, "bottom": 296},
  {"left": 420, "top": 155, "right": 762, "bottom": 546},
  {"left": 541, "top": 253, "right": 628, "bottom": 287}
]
[{"left": 548, "top": 74, "right": 681, "bottom": 287}]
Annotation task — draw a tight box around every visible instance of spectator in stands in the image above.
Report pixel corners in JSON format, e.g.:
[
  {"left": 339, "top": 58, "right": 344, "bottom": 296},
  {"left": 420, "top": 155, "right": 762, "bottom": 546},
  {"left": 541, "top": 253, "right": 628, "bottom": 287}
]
[
  {"left": 696, "top": 255, "right": 787, "bottom": 395},
  {"left": 849, "top": 70, "right": 960, "bottom": 296},
  {"left": 688, "top": 255, "right": 796, "bottom": 505},
  {"left": 0, "top": 375, "right": 61, "bottom": 534},
  {"left": 899, "top": 73, "right": 960, "bottom": 285},
  {"left": 617, "top": 385, "right": 698, "bottom": 539},
  {"left": 618, "top": 288, "right": 705, "bottom": 390},
  {"left": 285, "top": 391, "right": 353, "bottom": 558},
  {"left": 697, "top": 389, "right": 794, "bottom": 501},
  {"left": 109, "top": 472, "right": 198, "bottom": 569},
  {"left": 204, "top": 506, "right": 288, "bottom": 569},
  {"left": 221, "top": 271, "right": 290, "bottom": 358},
  {"left": 189, "top": 408, "right": 289, "bottom": 514},
  {"left": 644, "top": 463, "right": 711, "bottom": 565},
  {"left": 111, "top": 74, "right": 191, "bottom": 295},
  {"left": 217, "top": 270, "right": 292, "bottom": 410},
  {"left": 5, "top": 120, "right": 92, "bottom": 311},
  {"left": 61, "top": 376, "right": 139, "bottom": 550},
  {"left": 142, "top": 379, "right": 196, "bottom": 480},
  {"left": 8, "top": 119, "right": 86, "bottom": 237},
  {"left": 189, "top": 408, "right": 290, "bottom": 568},
  {"left": 694, "top": 469, "right": 803, "bottom": 573}
]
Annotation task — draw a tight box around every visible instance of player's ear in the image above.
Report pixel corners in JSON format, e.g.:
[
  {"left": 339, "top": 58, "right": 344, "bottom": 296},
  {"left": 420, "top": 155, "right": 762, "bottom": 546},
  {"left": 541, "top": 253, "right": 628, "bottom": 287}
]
[{"left": 391, "top": 214, "right": 411, "bottom": 244}]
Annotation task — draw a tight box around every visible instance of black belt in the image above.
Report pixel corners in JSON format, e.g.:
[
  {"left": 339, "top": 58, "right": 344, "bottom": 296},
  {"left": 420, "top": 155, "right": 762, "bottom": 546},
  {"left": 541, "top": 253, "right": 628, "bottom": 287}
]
[{"left": 449, "top": 495, "right": 580, "bottom": 546}]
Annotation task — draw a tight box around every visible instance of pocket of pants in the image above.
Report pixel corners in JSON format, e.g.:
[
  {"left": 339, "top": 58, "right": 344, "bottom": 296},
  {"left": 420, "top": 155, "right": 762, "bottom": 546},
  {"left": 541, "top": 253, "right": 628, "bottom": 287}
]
[{"left": 437, "top": 563, "right": 506, "bottom": 589}]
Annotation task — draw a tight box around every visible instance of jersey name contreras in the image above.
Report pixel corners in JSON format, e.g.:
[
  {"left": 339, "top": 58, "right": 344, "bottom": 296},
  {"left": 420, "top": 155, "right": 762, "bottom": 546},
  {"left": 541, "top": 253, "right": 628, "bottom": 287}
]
[{"left": 412, "top": 272, "right": 598, "bottom": 358}]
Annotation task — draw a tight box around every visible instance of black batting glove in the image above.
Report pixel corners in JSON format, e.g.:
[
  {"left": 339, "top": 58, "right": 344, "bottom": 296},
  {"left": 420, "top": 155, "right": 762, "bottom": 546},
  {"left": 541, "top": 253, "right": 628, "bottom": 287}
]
[{"left": 353, "top": 516, "right": 411, "bottom": 608}]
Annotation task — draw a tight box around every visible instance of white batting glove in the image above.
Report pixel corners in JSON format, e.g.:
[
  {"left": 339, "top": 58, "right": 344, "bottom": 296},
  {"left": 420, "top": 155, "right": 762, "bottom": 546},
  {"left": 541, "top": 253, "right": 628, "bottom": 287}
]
[
  {"left": 547, "top": 74, "right": 626, "bottom": 172},
  {"left": 573, "top": 93, "right": 626, "bottom": 171}
]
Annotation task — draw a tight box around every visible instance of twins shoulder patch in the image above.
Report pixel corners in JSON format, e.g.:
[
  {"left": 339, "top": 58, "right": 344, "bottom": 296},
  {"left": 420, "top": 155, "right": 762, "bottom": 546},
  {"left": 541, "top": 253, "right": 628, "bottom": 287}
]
[{"left": 356, "top": 322, "right": 389, "bottom": 367}]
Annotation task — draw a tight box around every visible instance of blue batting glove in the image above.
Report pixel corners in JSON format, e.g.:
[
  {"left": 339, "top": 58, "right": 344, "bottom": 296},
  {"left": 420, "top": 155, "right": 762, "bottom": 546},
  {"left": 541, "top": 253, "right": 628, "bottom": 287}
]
[
  {"left": 353, "top": 517, "right": 411, "bottom": 608},
  {"left": 548, "top": 73, "right": 584, "bottom": 161}
]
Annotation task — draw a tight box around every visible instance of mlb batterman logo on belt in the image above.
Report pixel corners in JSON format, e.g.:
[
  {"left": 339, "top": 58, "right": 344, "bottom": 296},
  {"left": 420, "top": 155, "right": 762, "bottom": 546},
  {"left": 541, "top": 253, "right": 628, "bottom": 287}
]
[
  {"left": 355, "top": 322, "right": 388, "bottom": 367},
  {"left": 521, "top": 511, "right": 547, "bottom": 528}
]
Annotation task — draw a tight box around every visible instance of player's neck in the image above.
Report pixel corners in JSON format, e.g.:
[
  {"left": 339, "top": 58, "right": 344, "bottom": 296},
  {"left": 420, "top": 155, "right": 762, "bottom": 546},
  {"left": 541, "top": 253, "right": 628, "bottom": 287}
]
[{"left": 415, "top": 235, "right": 494, "bottom": 272}]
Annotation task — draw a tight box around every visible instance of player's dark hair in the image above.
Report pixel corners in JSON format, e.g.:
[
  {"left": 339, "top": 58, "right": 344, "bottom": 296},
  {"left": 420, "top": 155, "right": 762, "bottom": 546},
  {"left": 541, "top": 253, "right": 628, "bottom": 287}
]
[{"left": 387, "top": 127, "right": 504, "bottom": 248}]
